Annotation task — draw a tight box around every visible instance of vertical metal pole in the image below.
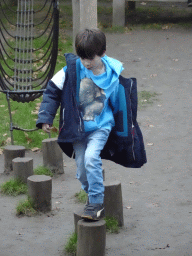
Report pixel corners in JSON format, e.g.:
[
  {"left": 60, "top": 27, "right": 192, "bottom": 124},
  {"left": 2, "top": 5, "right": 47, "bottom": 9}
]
[
  {"left": 113, "top": 0, "right": 125, "bottom": 27},
  {"left": 80, "top": 0, "right": 97, "bottom": 30},
  {"left": 72, "top": 0, "right": 80, "bottom": 53},
  {"left": 6, "top": 92, "right": 14, "bottom": 145}
]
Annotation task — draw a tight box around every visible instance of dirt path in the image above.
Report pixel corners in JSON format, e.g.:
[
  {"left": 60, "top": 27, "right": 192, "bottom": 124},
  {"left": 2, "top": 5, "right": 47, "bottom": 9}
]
[{"left": 0, "top": 28, "right": 192, "bottom": 256}]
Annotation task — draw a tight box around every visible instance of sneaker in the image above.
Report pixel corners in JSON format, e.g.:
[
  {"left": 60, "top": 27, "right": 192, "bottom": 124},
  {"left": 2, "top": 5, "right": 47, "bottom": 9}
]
[{"left": 81, "top": 203, "right": 105, "bottom": 221}]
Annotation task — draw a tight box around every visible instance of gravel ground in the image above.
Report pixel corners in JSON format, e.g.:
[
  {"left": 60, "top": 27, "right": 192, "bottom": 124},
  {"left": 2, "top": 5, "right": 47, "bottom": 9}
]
[{"left": 0, "top": 25, "right": 192, "bottom": 256}]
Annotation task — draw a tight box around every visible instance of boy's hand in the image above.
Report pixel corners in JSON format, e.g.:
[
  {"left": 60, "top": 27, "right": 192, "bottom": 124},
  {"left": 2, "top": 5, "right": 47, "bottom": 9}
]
[{"left": 42, "top": 124, "right": 52, "bottom": 133}]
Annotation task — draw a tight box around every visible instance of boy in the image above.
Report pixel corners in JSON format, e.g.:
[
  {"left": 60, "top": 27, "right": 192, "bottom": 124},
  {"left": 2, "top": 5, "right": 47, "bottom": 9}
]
[{"left": 36, "top": 29, "right": 146, "bottom": 221}]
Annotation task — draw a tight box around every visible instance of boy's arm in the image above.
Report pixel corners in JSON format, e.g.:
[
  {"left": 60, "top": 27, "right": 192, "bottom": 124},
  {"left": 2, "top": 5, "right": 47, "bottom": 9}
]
[
  {"left": 36, "top": 80, "right": 62, "bottom": 129},
  {"left": 36, "top": 68, "right": 66, "bottom": 129}
]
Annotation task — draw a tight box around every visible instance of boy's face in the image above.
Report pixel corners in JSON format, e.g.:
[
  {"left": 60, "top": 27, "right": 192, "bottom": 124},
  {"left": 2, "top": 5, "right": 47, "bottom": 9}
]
[{"left": 80, "top": 55, "right": 103, "bottom": 72}]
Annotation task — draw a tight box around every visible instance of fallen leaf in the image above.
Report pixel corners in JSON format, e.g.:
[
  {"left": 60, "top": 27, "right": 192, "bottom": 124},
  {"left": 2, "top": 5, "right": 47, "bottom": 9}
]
[
  {"left": 150, "top": 74, "right": 157, "bottom": 78},
  {"left": 31, "top": 147, "right": 40, "bottom": 152},
  {"left": 6, "top": 137, "right": 11, "bottom": 144},
  {"left": 38, "top": 53, "right": 44, "bottom": 58},
  {"left": 162, "top": 25, "right": 169, "bottom": 30},
  {"left": 27, "top": 138, "right": 33, "bottom": 144},
  {"left": 51, "top": 127, "right": 58, "bottom": 133},
  {"left": 42, "top": 63, "right": 49, "bottom": 72},
  {"left": 16, "top": 231, "right": 23, "bottom": 235},
  {"left": 31, "top": 110, "right": 39, "bottom": 115},
  {"left": 24, "top": 132, "right": 33, "bottom": 144}
]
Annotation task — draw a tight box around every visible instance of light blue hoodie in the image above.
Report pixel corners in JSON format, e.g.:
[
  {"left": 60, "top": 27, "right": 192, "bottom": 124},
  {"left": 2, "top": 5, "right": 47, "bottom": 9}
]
[{"left": 78, "top": 55, "right": 124, "bottom": 132}]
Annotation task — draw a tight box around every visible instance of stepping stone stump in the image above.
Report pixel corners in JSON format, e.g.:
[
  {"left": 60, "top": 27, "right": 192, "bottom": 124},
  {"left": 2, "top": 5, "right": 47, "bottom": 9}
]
[
  {"left": 77, "top": 219, "right": 106, "bottom": 256},
  {"left": 42, "top": 138, "right": 64, "bottom": 174},
  {"left": 4, "top": 145, "right": 25, "bottom": 173},
  {"left": 74, "top": 169, "right": 105, "bottom": 233},
  {"left": 74, "top": 208, "right": 84, "bottom": 233},
  {"left": 104, "top": 180, "right": 124, "bottom": 227},
  {"left": 13, "top": 157, "right": 33, "bottom": 183},
  {"left": 27, "top": 175, "right": 52, "bottom": 212}
]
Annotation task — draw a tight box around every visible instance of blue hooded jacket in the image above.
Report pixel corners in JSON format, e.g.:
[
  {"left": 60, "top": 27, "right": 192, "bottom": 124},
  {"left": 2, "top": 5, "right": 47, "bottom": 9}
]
[{"left": 36, "top": 53, "right": 147, "bottom": 168}]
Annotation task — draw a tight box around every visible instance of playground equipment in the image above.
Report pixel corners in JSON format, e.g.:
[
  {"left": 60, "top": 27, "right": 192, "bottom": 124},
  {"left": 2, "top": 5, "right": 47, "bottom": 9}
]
[{"left": 0, "top": 0, "right": 59, "bottom": 144}]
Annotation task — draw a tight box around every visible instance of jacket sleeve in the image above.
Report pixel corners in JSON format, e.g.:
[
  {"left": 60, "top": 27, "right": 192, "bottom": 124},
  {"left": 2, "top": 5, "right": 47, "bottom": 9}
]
[{"left": 36, "top": 80, "right": 62, "bottom": 129}]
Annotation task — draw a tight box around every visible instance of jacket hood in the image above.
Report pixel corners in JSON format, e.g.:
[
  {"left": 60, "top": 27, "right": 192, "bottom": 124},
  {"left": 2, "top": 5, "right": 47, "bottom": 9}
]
[{"left": 102, "top": 55, "right": 123, "bottom": 77}]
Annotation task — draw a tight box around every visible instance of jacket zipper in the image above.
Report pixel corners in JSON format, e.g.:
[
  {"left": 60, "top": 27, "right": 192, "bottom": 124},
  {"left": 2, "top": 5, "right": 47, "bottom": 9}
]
[
  {"left": 59, "top": 108, "right": 65, "bottom": 133},
  {"left": 130, "top": 80, "right": 136, "bottom": 160},
  {"left": 78, "top": 111, "right": 83, "bottom": 132}
]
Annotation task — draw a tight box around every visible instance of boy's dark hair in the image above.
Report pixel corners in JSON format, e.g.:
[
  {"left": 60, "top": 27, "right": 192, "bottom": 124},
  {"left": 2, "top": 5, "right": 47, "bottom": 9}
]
[{"left": 75, "top": 29, "right": 106, "bottom": 59}]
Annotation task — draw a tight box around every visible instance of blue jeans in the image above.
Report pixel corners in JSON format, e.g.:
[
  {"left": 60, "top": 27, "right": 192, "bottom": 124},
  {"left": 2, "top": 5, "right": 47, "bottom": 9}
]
[{"left": 73, "top": 128, "right": 110, "bottom": 204}]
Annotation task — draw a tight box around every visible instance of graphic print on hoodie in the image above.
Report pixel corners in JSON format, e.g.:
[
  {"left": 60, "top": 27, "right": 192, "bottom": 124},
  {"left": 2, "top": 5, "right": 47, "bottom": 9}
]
[{"left": 79, "top": 78, "right": 106, "bottom": 121}]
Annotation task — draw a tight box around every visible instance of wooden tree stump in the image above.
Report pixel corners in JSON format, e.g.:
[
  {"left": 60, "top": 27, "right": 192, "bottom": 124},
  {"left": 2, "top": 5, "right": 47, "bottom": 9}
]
[
  {"left": 104, "top": 180, "right": 124, "bottom": 227},
  {"left": 74, "top": 208, "right": 84, "bottom": 233},
  {"left": 13, "top": 157, "right": 33, "bottom": 183},
  {"left": 27, "top": 175, "right": 52, "bottom": 212},
  {"left": 4, "top": 145, "right": 25, "bottom": 173},
  {"left": 77, "top": 219, "right": 106, "bottom": 256},
  {"left": 42, "top": 138, "right": 64, "bottom": 174}
]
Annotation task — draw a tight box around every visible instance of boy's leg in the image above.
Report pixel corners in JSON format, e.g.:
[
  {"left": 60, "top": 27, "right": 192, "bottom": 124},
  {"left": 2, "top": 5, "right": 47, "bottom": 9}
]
[
  {"left": 84, "top": 129, "right": 110, "bottom": 204},
  {"left": 73, "top": 140, "right": 89, "bottom": 193}
]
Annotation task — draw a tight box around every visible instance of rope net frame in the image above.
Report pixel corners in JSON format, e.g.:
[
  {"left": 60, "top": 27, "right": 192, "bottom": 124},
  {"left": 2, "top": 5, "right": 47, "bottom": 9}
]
[{"left": 0, "top": 0, "right": 59, "bottom": 103}]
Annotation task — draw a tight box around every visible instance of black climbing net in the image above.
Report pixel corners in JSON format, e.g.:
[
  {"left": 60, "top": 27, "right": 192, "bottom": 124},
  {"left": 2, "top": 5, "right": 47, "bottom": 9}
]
[{"left": 0, "top": 0, "right": 59, "bottom": 102}]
